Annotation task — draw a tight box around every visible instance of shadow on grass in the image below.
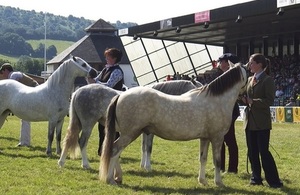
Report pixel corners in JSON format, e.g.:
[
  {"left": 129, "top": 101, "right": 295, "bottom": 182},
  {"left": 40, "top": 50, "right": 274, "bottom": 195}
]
[
  {"left": 0, "top": 145, "right": 62, "bottom": 159},
  {"left": 125, "top": 169, "right": 195, "bottom": 178},
  {"left": 107, "top": 165, "right": 291, "bottom": 194},
  {"left": 0, "top": 136, "right": 18, "bottom": 142},
  {"left": 120, "top": 183, "right": 287, "bottom": 195},
  {"left": 61, "top": 165, "right": 99, "bottom": 174}
]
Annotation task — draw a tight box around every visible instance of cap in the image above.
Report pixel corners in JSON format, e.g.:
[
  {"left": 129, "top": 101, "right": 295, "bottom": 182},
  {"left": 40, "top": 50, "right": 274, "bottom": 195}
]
[
  {"left": 218, "top": 53, "right": 239, "bottom": 64},
  {"left": 0, "top": 63, "right": 13, "bottom": 72}
]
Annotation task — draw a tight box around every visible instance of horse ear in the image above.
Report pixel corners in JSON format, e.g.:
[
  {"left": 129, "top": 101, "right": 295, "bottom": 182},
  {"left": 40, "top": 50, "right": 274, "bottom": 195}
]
[
  {"left": 244, "top": 62, "right": 250, "bottom": 69},
  {"left": 228, "top": 60, "right": 235, "bottom": 68},
  {"left": 72, "top": 56, "right": 77, "bottom": 61},
  {"left": 191, "top": 78, "right": 196, "bottom": 85}
]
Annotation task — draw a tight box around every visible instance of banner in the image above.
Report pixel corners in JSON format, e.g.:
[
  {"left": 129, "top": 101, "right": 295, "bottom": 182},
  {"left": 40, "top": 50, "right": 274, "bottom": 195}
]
[
  {"left": 293, "top": 107, "right": 300, "bottom": 122},
  {"left": 284, "top": 107, "right": 293, "bottom": 122},
  {"left": 276, "top": 107, "right": 285, "bottom": 122},
  {"left": 237, "top": 106, "right": 300, "bottom": 123},
  {"left": 270, "top": 107, "right": 277, "bottom": 122}
]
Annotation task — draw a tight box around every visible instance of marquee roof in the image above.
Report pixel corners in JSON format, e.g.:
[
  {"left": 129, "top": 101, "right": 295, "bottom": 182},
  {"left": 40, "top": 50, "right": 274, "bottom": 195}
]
[{"left": 120, "top": 0, "right": 300, "bottom": 46}]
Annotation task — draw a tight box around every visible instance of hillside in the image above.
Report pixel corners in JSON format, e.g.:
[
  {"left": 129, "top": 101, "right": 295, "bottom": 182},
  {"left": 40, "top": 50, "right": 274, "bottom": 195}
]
[
  {"left": 0, "top": 5, "right": 137, "bottom": 60},
  {"left": 0, "top": 39, "right": 74, "bottom": 64},
  {"left": 27, "top": 39, "right": 74, "bottom": 54}
]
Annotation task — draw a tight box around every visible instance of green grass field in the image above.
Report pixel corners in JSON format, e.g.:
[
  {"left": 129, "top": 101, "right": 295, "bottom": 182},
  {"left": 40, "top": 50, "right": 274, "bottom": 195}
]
[
  {"left": 0, "top": 116, "right": 299, "bottom": 194},
  {"left": 0, "top": 39, "right": 74, "bottom": 64},
  {"left": 27, "top": 39, "right": 74, "bottom": 54}
]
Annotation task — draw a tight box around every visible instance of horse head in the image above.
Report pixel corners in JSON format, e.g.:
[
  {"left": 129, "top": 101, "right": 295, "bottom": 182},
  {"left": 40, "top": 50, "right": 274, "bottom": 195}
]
[{"left": 70, "top": 56, "right": 93, "bottom": 77}]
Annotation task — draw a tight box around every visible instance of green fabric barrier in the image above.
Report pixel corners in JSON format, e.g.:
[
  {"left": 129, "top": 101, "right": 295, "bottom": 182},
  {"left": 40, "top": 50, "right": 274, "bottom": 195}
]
[{"left": 284, "top": 107, "right": 293, "bottom": 122}]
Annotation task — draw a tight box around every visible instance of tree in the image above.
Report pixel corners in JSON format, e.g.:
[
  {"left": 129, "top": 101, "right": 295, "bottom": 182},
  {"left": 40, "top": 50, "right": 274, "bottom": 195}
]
[
  {"left": 47, "top": 45, "right": 57, "bottom": 59},
  {"left": 15, "top": 55, "right": 43, "bottom": 75},
  {"left": 33, "top": 43, "right": 44, "bottom": 58},
  {"left": 0, "top": 32, "right": 33, "bottom": 56}
]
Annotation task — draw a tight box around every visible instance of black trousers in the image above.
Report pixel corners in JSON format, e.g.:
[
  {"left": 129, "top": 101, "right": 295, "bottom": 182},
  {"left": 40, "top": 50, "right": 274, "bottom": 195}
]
[
  {"left": 98, "top": 123, "right": 120, "bottom": 156},
  {"left": 221, "top": 119, "right": 238, "bottom": 173},
  {"left": 245, "top": 129, "right": 281, "bottom": 185}
]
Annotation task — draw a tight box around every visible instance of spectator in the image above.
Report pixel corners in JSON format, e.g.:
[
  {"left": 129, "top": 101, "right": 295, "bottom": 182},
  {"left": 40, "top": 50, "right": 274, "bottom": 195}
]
[
  {"left": 275, "top": 85, "right": 284, "bottom": 98},
  {"left": 215, "top": 53, "right": 240, "bottom": 173}
]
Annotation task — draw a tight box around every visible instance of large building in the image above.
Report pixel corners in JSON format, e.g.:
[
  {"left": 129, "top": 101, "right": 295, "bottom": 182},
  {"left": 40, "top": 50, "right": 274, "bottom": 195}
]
[{"left": 118, "top": 0, "right": 300, "bottom": 86}]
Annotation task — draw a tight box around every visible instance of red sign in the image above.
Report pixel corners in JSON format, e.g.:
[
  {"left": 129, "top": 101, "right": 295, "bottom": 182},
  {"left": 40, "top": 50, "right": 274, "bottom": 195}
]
[{"left": 195, "top": 11, "right": 210, "bottom": 23}]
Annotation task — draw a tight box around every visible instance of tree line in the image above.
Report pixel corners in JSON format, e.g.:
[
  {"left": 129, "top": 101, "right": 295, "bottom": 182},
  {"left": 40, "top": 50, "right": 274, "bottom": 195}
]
[{"left": 0, "top": 5, "right": 137, "bottom": 76}]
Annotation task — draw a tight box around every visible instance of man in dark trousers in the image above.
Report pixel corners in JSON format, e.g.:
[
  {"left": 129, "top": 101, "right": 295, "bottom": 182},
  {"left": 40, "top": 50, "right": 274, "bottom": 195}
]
[{"left": 215, "top": 53, "right": 240, "bottom": 173}]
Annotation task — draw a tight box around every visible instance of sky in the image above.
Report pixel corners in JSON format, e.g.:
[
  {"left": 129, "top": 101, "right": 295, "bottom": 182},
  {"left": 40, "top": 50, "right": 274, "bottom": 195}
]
[{"left": 0, "top": 0, "right": 253, "bottom": 25}]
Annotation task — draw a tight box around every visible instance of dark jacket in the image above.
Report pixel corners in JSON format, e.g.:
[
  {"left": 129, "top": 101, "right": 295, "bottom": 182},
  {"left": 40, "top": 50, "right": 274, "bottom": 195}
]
[
  {"left": 243, "top": 71, "right": 275, "bottom": 130},
  {"left": 99, "top": 65, "right": 124, "bottom": 90}
]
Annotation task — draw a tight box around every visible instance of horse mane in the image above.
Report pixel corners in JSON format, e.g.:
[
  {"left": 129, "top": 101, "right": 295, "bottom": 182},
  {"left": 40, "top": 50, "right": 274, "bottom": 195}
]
[
  {"left": 151, "top": 80, "right": 198, "bottom": 95},
  {"left": 46, "top": 59, "right": 70, "bottom": 88},
  {"left": 203, "top": 65, "right": 242, "bottom": 96}
]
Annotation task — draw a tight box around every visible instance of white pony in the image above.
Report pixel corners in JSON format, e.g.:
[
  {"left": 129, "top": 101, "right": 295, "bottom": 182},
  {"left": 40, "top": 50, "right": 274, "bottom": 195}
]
[
  {"left": 99, "top": 64, "right": 248, "bottom": 186},
  {"left": 0, "top": 56, "right": 93, "bottom": 156},
  {"left": 58, "top": 80, "right": 202, "bottom": 169}
]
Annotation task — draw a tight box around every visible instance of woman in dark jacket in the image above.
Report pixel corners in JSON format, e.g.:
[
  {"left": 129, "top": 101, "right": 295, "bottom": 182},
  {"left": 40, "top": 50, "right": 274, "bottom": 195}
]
[
  {"left": 87, "top": 48, "right": 124, "bottom": 156},
  {"left": 241, "top": 53, "right": 283, "bottom": 188}
]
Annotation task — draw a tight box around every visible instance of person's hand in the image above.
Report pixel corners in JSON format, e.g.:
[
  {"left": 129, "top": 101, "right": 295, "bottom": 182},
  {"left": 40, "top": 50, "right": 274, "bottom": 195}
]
[{"left": 241, "top": 96, "right": 253, "bottom": 104}]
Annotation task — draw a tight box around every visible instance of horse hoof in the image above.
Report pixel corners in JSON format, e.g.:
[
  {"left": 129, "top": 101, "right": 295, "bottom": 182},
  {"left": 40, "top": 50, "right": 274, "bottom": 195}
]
[
  {"left": 215, "top": 181, "right": 225, "bottom": 187},
  {"left": 58, "top": 160, "right": 64, "bottom": 168},
  {"left": 199, "top": 178, "right": 208, "bottom": 186},
  {"left": 81, "top": 164, "right": 91, "bottom": 169},
  {"left": 107, "top": 179, "right": 118, "bottom": 185},
  {"left": 144, "top": 167, "right": 151, "bottom": 172},
  {"left": 115, "top": 179, "right": 122, "bottom": 185},
  {"left": 46, "top": 151, "right": 52, "bottom": 157}
]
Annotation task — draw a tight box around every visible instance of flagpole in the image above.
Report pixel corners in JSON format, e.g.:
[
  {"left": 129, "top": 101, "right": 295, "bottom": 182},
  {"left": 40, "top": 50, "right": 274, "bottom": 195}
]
[{"left": 44, "top": 12, "right": 47, "bottom": 71}]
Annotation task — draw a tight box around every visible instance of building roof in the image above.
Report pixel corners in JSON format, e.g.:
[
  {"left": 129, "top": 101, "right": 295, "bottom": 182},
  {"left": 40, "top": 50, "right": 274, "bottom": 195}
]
[
  {"left": 47, "top": 19, "right": 129, "bottom": 67},
  {"left": 84, "top": 18, "right": 117, "bottom": 33},
  {"left": 121, "top": 0, "right": 300, "bottom": 47}
]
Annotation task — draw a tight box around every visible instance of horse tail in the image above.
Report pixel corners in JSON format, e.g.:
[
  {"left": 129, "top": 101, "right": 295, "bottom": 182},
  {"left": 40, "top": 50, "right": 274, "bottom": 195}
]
[
  {"left": 62, "top": 93, "right": 82, "bottom": 159},
  {"left": 99, "top": 94, "right": 120, "bottom": 182}
]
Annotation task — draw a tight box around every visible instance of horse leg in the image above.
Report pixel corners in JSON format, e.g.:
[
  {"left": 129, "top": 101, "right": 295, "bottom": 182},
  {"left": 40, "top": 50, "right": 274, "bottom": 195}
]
[
  {"left": 211, "top": 137, "right": 224, "bottom": 187},
  {"left": 55, "top": 119, "right": 64, "bottom": 155},
  {"left": 198, "top": 138, "right": 209, "bottom": 186},
  {"left": 46, "top": 122, "right": 56, "bottom": 156},
  {"left": 100, "top": 132, "right": 141, "bottom": 185},
  {"left": 101, "top": 144, "right": 122, "bottom": 185},
  {"left": 0, "top": 111, "right": 10, "bottom": 129},
  {"left": 78, "top": 125, "right": 94, "bottom": 169},
  {"left": 140, "top": 133, "right": 153, "bottom": 171},
  {"left": 58, "top": 144, "right": 68, "bottom": 167},
  {"left": 114, "top": 158, "right": 122, "bottom": 184}
]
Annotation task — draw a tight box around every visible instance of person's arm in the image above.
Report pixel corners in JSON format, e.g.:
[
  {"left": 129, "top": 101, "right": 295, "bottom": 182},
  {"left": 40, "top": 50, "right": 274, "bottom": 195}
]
[
  {"left": 244, "top": 77, "right": 275, "bottom": 109},
  {"left": 9, "top": 72, "right": 23, "bottom": 81}
]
